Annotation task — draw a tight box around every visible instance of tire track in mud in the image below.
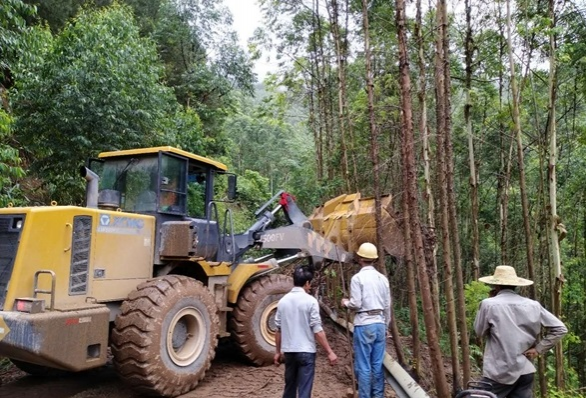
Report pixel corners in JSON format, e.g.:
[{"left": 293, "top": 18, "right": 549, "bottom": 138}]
[
  {"left": 0, "top": 366, "right": 137, "bottom": 398},
  {"left": 0, "top": 321, "right": 395, "bottom": 398}
]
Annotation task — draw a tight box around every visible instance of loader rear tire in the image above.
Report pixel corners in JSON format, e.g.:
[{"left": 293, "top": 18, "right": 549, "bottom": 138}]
[
  {"left": 111, "top": 275, "right": 218, "bottom": 397},
  {"left": 230, "top": 274, "right": 293, "bottom": 365}
]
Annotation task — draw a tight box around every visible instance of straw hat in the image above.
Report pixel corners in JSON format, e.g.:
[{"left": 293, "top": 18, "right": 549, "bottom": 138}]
[{"left": 478, "top": 265, "right": 534, "bottom": 286}]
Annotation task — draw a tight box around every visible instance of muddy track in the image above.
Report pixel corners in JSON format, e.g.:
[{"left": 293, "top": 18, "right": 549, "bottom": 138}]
[{"left": 0, "top": 321, "right": 399, "bottom": 398}]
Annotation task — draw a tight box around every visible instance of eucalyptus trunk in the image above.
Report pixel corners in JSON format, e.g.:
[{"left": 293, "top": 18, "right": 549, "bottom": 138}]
[
  {"left": 494, "top": 0, "right": 510, "bottom": 266},
  {"left": 465, "top": 0, "right": 480, "bottom": 282},
  {"left": 314, "top": 1, "right": 334, "bottom": 181},
  {"left": 360, "top": 0, "right": 383, "bottom": 273},
  {"left": 396, "top": 0, "right": 450, "bottom": 395},
  {"left": 435, "top": 0, "right": 461, "bottom": 391},
  {"left": 327, "top": 0, "right": 353, "bottom": 192},
  {"left": 506, "top": 0, "right": 535, "bottom": 289},
  {"left": 416, "top": 0, "right": 440, "bottom": 331},
  {"left": 439, "top": 0, "right": 470, "bottom": 385},
  {"left": 546, "top": 0, "right": 564, "bottom": 388}
]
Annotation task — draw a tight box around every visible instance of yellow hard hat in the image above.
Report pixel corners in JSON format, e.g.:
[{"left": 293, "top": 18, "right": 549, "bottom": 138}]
[{"left": 357, "top": 242, "right": 378, "bottom": 259}]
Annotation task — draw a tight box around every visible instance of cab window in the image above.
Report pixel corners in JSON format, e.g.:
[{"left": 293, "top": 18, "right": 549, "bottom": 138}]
[{"left": 159, "top": 154, "right": 187, "bottom": 214}]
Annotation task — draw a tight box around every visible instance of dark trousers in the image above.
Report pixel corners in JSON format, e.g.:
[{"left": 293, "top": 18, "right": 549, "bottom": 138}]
[
  {"left": 283, "top": 352, "right": 316, "bottom": 398},
  {"left": 481, "top": 374, "right": 534, "bottom": 398}
]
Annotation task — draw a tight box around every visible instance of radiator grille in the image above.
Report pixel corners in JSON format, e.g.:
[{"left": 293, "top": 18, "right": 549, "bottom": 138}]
[
  {"left": 69, "top": 216, "right": 92, "bottom": 295},
  {"left": 0, "top": 215, "right": 25, "bottom": 310}
]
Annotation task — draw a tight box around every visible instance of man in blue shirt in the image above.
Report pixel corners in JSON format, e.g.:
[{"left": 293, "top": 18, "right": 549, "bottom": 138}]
[
  {"left": 341, "top": 242, "right": 391, "bottom": 398},
  {"left": 274, "top": 266, "right": 338, "bottom": 398}
]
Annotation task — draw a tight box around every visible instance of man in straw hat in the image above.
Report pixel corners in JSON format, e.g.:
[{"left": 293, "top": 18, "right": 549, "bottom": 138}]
[
  {"left": 474, "top": 265, "right": 567, "bottom": 397},
  {"left": 341, "top": 242, "right": 391, "bottom": 398}
]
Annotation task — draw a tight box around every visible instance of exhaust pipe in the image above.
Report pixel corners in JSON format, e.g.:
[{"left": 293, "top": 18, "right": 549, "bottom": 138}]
[{"left": 80, "top": 166, "right": 99, "bottom": 208}]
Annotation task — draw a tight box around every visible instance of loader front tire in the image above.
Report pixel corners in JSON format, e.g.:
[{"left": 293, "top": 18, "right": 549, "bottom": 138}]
[
  {"left": 111, "top": 275, "right": 218, "bottom": 397},
  {"left": 230, "top": 274, "right": 293, "bottom": 365}
]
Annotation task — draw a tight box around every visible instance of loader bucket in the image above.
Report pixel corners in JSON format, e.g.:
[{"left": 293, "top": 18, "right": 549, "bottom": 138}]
[{"left": 309, "top": 193, "right": 405, "bottom": 258}]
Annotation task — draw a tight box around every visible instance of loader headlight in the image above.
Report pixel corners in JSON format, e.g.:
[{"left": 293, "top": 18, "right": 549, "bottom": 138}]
[{"left": 12, "top": 218, "right": 23, "bottom": 230}]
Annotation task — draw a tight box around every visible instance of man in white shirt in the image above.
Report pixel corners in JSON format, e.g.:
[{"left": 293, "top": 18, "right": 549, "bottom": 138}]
[
  {"left": 474, "top": 265, "right": 567, "bottom": 398},
  {"left": 274, "top": 265, "right": 337, "bottom": 398},
  {"left": 341, "top": 242, "right": 391, "bottom": 398}
]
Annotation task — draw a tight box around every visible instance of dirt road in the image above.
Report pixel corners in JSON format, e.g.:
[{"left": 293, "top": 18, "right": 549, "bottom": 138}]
[{"left": 0, "top": 321, "right": 398, "bottom": 398}]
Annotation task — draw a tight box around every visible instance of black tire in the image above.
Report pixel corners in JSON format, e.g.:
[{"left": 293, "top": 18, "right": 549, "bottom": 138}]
[
  {"left": 111, "top": 275, "right": 218, "bottom": 397},
  {"left": 9, "top": 359, "right": 69, "bottom": 377},
  {"left": 230, "top": 274, "right": 293, "bottom": 365}
]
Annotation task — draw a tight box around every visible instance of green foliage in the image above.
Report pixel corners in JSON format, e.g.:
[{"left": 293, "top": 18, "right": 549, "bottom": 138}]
[
  {"left": 235, "top": 170, "right": 271, "bottom": 213},
  {"left": 11, "top": 4, "right": 178, "bottom": 203},
  {"left": 150, "top": 0, "right": 254, "bottom": 148},
  {"left": 464, "top": 281, "right": 491, "bottom": 332},
  {"left": 0, "top": 110, "right": 26, "bottom": 206},
  {"left": 225, "top": 89, "right": 320, "bottom": 211},
  {"left": 547, "top": 388, "right": 586, "bottom": 398},
  {"left": 0, "top": 357, "right": 12, "bottom": 371},
  {"left": 172, "top": 107, "right": 206, "bottom": 154},
  {"left": 0, "top": 0, "right": 36, "bottom": 72}
]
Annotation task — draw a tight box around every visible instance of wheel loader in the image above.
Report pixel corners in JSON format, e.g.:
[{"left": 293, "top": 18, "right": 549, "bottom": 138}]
[{"left": 0, "top": 146, "right": 405, "bottom": 397}]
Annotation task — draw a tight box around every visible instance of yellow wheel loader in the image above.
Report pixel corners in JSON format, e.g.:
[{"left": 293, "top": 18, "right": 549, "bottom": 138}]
[{"left": 0, "top": 146, "right": 405, "bottom": 397}]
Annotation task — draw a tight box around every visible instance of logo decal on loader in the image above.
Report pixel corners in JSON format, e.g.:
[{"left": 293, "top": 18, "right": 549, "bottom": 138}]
[
  {"left": 100, "top": 215, "right": 110, "bottom": 226},
  {"left": 0, "top": 317, "right": 10, "bottom": 342},
  {"left": 97, "top": 214, "right": 146, "bottom": 235}
]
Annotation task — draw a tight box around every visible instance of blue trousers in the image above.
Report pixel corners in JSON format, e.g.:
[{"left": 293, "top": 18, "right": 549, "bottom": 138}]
[
  {"left": 283, "top": 352, "right": 316, "bottom": 398},
  {"left": 354, "top": 323, "right": 386, "bottom": 398}
]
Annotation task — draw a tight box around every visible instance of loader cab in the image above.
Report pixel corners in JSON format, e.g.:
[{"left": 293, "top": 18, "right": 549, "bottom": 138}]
[{"left": 90, "top": 146, "right": 229, "bottom": 218}]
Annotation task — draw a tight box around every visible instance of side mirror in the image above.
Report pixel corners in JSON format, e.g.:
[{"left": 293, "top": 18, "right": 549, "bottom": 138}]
[{"left": 227, "top": 174, "right": 237, "bottom": 200}]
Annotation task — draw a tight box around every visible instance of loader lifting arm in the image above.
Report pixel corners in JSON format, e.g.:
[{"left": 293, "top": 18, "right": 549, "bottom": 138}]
[{"left": 223, "top": 191, "right": 353, "bottom": 265}]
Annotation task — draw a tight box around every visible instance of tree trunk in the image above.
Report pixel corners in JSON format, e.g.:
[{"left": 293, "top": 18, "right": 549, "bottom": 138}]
[
  {"left": 435, "top": 0, "right": 461, "bottom": 392},
  {"left": 314, "top": 1, "right": 334, "bottom": 182},
  {"left": 506, "top": 0, "right": 536, "bottom": 292},
  {"left": 546, "top": 0, "right": 564, "bottom": 388},
  {"left": 416, "top": 0, "right": 440, "bottom": 332},
  {"left": 397, "top": 0, "right": 450, "bottom": 395},
  {"left": 439, "top": 0, "right": 470, "bottom": 386},
  {"left": 402, "top": 164, "right": 420, "bottom": 377},
  {"left": 360, "top": 0, "right": 383, "bottom": 273},
  {"left": 327, "top": 0, "right": 353, "bottom": 192},
  {"left": 465, "top": 0, "right": 480, "bottom": 282},
  {"left": 308, "top": 27, "right": 323, "bottom": 182}
]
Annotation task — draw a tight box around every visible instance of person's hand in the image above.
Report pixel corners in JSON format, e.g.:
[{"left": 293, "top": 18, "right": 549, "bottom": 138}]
[
  {"left": 327, "top": 351, "right": 338, "bottom": 366},
  {"left": 341, "top": 298, "right": 349, "bottom": 308},
  {"left": 524, "top": 348, "right": 539, "bottom": 360},
  {"left": 274, "top": 352, "right": 283, "bottom": 367}
]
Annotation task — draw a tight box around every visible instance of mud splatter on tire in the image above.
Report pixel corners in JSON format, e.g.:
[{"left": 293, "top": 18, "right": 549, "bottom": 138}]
[
  {"left": 230, "top": 274, "right": 293, "bottom": 365},
  {"left": 111, "top": 275, "right": 218, "bottom": 397}
]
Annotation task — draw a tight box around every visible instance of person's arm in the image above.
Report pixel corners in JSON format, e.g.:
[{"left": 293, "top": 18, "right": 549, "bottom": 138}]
[
  {"left": 308, "top": 300, "right": 337, "bottom": 365},
  {"left": 274, "top": 330, "right": 283, "bottom": 366},
  {"left": 343, "top": 276, "right": 362, "bottom": 310},
  {"left": 384, "top": 280, "right": 392, "bottom": 327},
  {"left": 274, "top": 306, "right": 283, "bottom": 366},
  {"left": 534, "top": 306, "right": 568, "bottom": 354},
  {"left": 315, "top": 331, "right": 337, "bottom": 365}
]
